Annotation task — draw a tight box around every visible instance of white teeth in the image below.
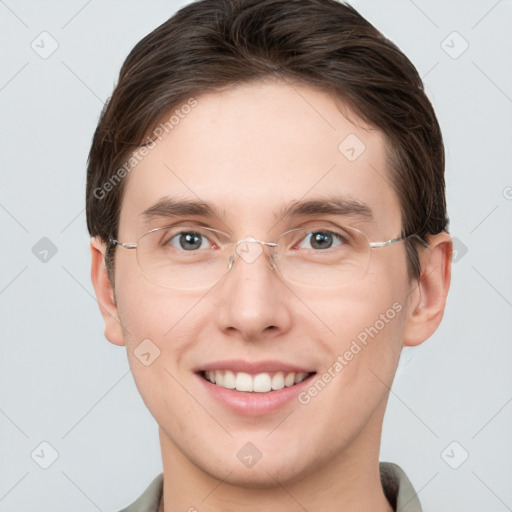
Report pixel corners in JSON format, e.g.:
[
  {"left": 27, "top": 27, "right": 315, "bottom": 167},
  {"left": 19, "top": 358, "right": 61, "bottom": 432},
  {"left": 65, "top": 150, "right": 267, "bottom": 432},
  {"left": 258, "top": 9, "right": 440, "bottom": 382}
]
[
  {"left": 284, "top": 373, "right": 295, "bottom": 387},
  {"left": 223, "top": 370, "right": 235, "bottom": 389},
  {"left": 204, "top": 370, "right": 311, "bottom": 392},
  {"left": 235, "top": 372, "right": 253, "bottom": 392},
  {"left": 253, "top": 373, "right": 272, "bottom": 393},
  {"left": 294, "top": 372, "right": 309, "bottom": 384},
  {"left": 271, "top": 372, "right": 285, "bottom": 390}
]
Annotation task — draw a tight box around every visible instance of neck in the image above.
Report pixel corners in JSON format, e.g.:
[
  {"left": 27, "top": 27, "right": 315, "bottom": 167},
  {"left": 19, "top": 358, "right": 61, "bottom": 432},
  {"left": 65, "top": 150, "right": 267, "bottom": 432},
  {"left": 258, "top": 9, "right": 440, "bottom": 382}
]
[{"left": 158, "top": 408, "right": 394, "bottom": 512}]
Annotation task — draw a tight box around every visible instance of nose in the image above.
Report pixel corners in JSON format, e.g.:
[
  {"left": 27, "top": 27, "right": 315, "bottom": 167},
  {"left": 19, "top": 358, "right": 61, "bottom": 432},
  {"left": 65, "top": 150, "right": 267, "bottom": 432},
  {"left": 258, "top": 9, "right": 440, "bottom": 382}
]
[{"left": 215, "top": 238, "right": 292, "bottom": 341}]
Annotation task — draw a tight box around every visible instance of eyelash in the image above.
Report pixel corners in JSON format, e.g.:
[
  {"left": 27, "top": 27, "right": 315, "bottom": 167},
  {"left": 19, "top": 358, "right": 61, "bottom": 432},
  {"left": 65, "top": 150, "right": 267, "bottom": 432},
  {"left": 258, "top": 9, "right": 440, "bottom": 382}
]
[
  {"left": 161, "top": 227, "right": 349, "bottom": 251},
  {"left": 296, "top": 230, "right": 345, "bottom": 250}
]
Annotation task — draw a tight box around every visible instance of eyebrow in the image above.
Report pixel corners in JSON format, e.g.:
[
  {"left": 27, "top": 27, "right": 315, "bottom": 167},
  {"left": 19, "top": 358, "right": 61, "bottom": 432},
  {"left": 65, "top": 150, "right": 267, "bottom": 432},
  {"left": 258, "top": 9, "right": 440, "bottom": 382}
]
[
  {"left": 275, "top": 196, "right": 373, "bottom": 222},
  {"left": 141, "top": 197, "right": 221, "bottom": 224},
  {"left": 140, "top": 195, "right": 374, "bottom": 226}
]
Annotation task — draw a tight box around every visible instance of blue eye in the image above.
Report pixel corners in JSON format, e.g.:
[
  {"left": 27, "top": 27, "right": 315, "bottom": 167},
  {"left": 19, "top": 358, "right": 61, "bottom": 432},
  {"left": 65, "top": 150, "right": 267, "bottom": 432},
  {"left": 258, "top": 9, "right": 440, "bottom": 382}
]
[{"left": 168, "top": 231, "right": 210, "bottom": 251}]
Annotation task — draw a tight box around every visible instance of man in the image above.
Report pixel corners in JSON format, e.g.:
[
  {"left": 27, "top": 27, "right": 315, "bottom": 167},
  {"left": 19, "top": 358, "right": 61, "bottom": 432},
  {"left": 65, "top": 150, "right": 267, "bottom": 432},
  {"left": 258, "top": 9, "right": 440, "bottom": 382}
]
[{"left": 87, "top": 1, "right": 452, "bottom": 510}]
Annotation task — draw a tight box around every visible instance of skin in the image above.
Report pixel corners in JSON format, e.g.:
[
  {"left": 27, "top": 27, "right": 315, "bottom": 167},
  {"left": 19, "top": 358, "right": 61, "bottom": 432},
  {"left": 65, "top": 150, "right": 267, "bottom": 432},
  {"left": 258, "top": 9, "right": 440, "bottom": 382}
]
[{"left": 91, "top": 79, "right": 452, "bottom": 512}]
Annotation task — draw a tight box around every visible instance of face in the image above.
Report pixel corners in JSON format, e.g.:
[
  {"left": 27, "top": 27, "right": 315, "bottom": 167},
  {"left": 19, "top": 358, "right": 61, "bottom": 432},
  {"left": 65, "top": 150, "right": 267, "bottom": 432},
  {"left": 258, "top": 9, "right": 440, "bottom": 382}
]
[{"left": 110, "top": 80, "right": 418, "bottom": 486}]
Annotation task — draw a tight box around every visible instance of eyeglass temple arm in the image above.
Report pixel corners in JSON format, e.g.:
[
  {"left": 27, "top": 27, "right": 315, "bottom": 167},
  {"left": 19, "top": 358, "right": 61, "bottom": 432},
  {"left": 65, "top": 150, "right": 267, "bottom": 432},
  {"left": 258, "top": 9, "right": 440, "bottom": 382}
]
[
  {"left": 111, "top": 236, "right": 277, "bottom": 251},
  {"left": 111, "top": 239, "right": 137, "bottom": 249},
  {"left": 110, "top": 233, "right": 429, "bottom": 251},
  {"left": 369, "top": 233, "right": 429, "bottom": 249}
]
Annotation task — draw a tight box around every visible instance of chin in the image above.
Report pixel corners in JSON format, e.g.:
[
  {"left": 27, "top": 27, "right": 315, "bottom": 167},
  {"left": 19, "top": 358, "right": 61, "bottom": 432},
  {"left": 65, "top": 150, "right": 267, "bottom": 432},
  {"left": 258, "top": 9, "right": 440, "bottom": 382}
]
[
  {"left": 214, "top": 461, "right": 306, "bottom": 489},
  {"left": 195, "top": 446, "right": 315, "bottom": 489}
]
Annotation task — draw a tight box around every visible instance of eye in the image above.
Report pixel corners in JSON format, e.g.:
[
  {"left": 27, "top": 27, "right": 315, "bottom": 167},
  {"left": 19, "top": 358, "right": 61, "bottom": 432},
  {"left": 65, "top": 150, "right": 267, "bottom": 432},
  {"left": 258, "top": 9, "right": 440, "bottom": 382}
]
[
  {"left": 297, "top": 230, "right": 345, "bottom": 250},
  {"left": 167, "top": 230, "right": 212, "bottom": 251}
]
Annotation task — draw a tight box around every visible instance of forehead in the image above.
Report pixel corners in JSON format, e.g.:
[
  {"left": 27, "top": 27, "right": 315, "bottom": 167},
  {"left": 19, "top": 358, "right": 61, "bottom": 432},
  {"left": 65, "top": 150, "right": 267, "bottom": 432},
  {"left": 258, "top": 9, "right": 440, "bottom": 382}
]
[{"left": 119, "top": 80, "right": 402, "bottom": 236}]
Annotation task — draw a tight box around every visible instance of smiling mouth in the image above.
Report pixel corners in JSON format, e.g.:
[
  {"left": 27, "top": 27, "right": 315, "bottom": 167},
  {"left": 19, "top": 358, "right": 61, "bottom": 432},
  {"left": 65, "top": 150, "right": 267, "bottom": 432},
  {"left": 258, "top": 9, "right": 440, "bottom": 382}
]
[{"left": 200, "top": 370, "right": 316, "bottom": 393}]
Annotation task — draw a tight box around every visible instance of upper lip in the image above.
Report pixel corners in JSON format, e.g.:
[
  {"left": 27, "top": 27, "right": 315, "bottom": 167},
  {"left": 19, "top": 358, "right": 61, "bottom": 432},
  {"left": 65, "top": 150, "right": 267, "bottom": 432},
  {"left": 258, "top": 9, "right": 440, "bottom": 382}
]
[{"left": 195, "top": 359, "right": 315, "bottom": 374}]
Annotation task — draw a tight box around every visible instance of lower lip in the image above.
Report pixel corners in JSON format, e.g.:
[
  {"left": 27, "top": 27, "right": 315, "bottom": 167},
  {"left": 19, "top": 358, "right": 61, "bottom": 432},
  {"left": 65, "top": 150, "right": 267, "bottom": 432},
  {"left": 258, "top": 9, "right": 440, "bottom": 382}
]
[{"left": 196, "top": 372, "right": 316, "bottom": 416}]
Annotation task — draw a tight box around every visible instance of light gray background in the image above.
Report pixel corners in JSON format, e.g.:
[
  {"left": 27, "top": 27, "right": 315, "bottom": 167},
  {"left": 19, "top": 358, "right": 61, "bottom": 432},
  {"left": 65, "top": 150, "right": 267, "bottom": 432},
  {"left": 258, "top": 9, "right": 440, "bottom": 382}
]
[{"left": 1, "top": 0, "right": 511, "bottom": 510}]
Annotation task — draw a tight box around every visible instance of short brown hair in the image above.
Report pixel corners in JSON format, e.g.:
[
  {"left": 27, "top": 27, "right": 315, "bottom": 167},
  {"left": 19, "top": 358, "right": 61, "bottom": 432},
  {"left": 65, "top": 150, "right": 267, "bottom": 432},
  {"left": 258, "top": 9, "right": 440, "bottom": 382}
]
[{"left": 86, "top": 0, "right": 449, "bottom": 282}]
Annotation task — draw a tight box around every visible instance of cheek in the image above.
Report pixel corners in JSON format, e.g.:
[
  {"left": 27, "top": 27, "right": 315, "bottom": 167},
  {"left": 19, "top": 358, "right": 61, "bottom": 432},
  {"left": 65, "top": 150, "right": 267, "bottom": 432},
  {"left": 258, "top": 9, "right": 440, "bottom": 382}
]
[
  {"left": 310, "top": 259, "right": 410, "bottom": 384},
  {"left": 117, "top": 286, "right": 200, "bottom": 342},
  {"left": 295, "top": 278, "right": 408, "bottom": 437},
  {"left": 113, "top": 277, "right": 209, "bottom": 420},
  {"left": 114, "top": 264, "right": 228, "bottom": 376},
  {"left": 114, "top": 250, "right": 188, "bottom": 336},
  {"left": 323, "top": 286, "right": 405, "bottom": 360}
]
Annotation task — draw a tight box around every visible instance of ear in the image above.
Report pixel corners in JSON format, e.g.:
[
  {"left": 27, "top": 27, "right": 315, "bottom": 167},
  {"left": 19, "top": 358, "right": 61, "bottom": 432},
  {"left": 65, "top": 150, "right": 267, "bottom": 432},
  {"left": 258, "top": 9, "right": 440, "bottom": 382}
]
[
  {"left": 90, "top": 237, "right": 125, "bottom": 346},
  {"left": 403, "top": 232, "right": 453, "bottom": 347}
]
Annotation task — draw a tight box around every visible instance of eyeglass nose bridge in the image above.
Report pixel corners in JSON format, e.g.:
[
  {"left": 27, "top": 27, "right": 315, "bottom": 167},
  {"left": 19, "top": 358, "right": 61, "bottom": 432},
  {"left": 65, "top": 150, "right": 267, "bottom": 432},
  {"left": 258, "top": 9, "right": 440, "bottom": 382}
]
[{"left": 227, "top": 236, "right": 278, "bottom": 268}]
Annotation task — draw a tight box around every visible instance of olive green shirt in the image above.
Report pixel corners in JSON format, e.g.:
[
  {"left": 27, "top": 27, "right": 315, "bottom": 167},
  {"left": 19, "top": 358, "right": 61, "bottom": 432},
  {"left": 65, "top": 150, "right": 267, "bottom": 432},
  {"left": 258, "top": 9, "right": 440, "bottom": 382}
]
[{"left": 119, "top": 462, "right": 422, "bottom": 512}]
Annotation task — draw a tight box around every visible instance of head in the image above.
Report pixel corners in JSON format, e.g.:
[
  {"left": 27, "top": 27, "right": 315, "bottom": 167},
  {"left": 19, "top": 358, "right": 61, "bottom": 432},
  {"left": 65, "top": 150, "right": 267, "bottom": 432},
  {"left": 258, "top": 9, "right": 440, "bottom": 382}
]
[{"left": 87, "top": 0, "right": 451, "bottom": 489}]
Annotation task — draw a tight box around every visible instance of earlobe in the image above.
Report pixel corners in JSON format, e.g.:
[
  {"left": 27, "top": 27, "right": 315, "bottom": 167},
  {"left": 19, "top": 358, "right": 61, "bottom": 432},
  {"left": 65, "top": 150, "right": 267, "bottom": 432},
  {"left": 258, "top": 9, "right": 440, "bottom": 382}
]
[
  {"left": 403, "top": 232, "right": 453, "bottom": 347},
  {"left": 90, "top": 237, "right": 126, "bottom": 346}
]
